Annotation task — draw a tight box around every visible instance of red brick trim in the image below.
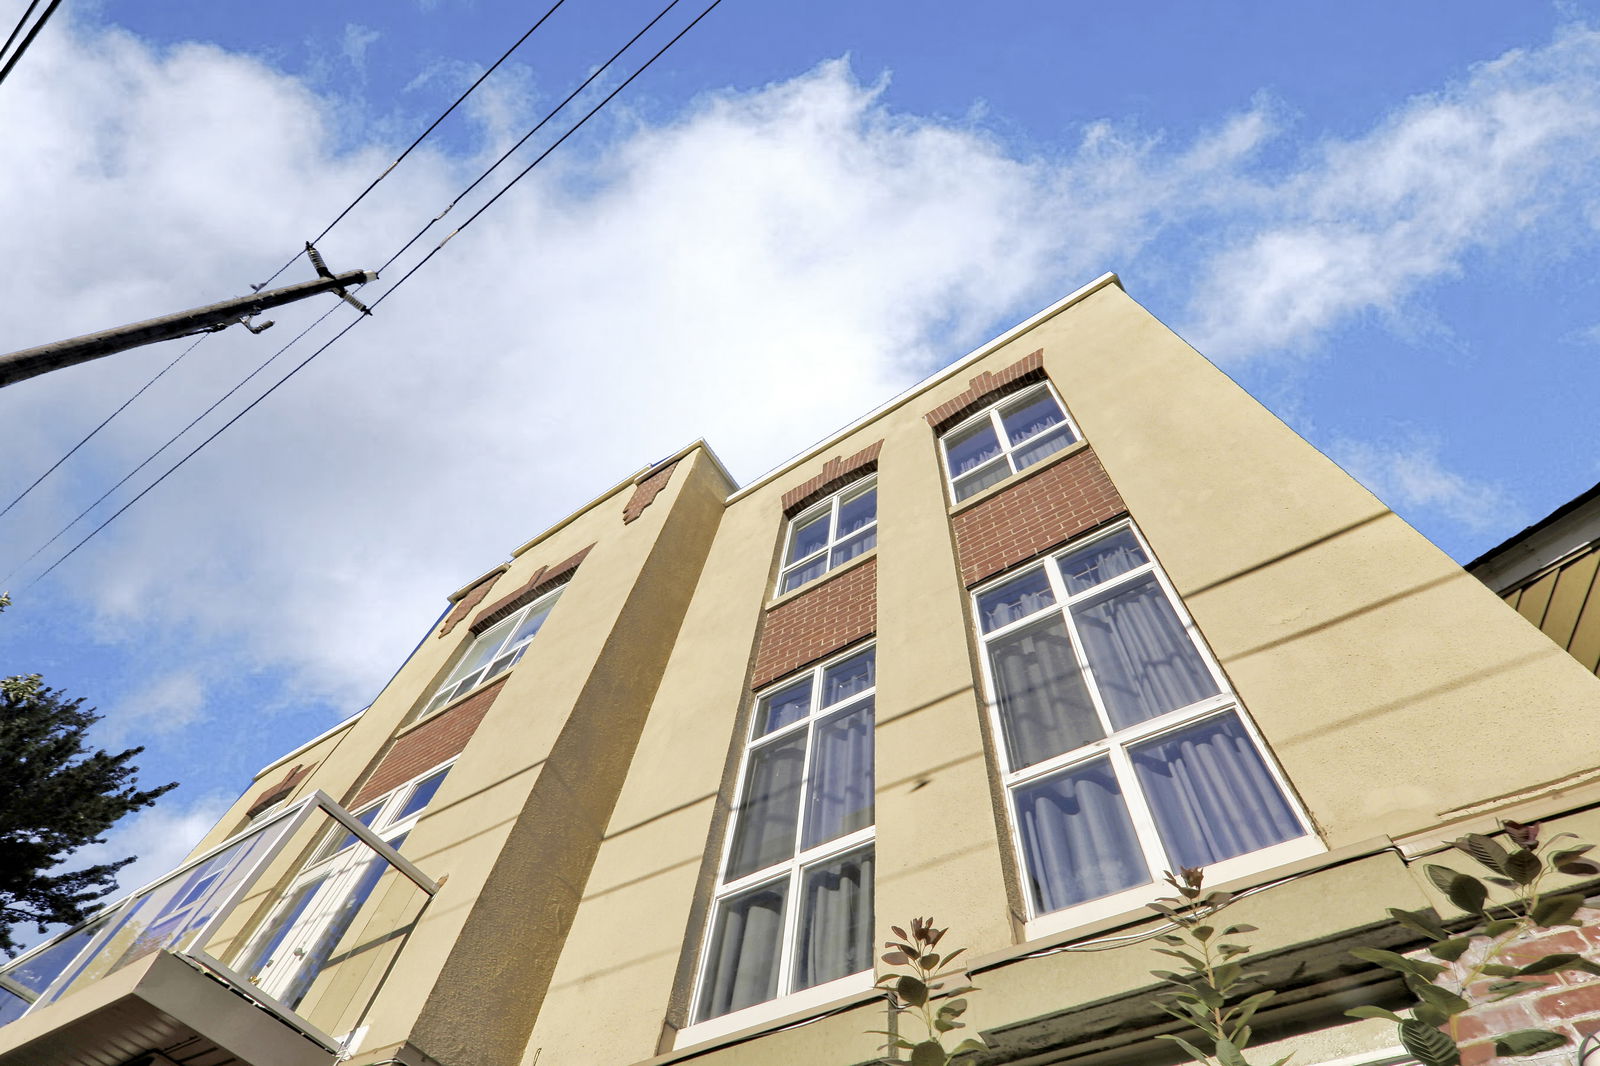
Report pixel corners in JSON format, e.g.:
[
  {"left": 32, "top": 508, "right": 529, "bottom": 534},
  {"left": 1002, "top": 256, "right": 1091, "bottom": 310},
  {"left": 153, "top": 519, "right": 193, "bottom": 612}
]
[
  {"left": 623, "top": 460, "right": 679, "bottom": 524},
  {"left": 950, "top": 447, "right": 1126, "bottom": 587},
  {"left": 751, "top": 558, "right": 877, "bottom": 688},
  {"left": 438, "top": 569, "right": 506, "bottom": 638},
  {"left": 350, "top": 676, "right": 507, "bottom": 809},
  {"left": 781, "top": 441, "right": 884, "bottom": 516},
  {"left": 470, "top": 544, "right": 594, "bottom": 634},
  {"left": 923, "top": 349, "right": 1046, "bottom": 432},
  {"left": 246, "top": 763, "right": 310, "bottom": 817}
]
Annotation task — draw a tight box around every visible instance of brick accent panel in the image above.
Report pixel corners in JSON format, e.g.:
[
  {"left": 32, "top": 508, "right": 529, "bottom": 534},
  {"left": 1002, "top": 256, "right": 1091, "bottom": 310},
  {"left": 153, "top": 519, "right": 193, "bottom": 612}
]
[
  {"left": 623, "top": 460, "right": 679, "bottom": 524},
  {"left": 246, "top": 763, "right": 309, "bottom": 817},
  {"left": 923, "top": 349, "right": 1045, "bottom": 431},
  {"left": 1412, "top": 906, "right": 1600, "bottom": 1066},
  {"left": 781, "top": 441, "right": 883, "bottom": 515},
  {"left": 751, "top": 558, "right": 877, "bottom": 688},
  {"left": 350, "top": 676, "right": 507, "bottom": 808},
  {"left": 471, "top": 544, "right": 594, "bottom": 633},
  {"left": 438, "top": 569, "right": 505, "bottom": 638},
  {"left": 950, "top": 446, "right": 1125, "bottom": 587}
]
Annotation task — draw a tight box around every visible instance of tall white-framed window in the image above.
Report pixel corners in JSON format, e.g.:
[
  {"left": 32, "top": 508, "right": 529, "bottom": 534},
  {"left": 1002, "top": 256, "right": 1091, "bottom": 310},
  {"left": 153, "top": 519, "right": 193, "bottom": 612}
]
[
  {"left": 685, "top": 645, "right": 877, "bottom": 1042},
  {"left": 421, "top": 584, "right": 565, "bottom": 717},
  {"left": 973, "top": 522, "right": 1318, "bottom": 935},
  {"left": 776, "top": 478, "right": 877, "bottom": 594},
  {"left": 232, "top": 762, "right": 451, "bottom": 1009},
  {"left": 940, "top": 381, "right": 1079, "bottom": 502}
]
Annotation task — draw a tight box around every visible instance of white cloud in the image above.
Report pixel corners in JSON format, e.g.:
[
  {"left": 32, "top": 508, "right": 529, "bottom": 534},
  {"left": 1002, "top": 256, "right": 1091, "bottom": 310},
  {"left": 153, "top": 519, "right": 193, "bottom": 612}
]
[
  {"left": 1331, "top": 434, "right": 1523, "bottom": 534},
  {"left": 77, "top": 791, "right": 234, "bottom": 896},
  {"left": 1185, "top": 26, "right": 1600, "bottom": 361},
  {"left": 341, "top": 23, "right": 381, "bottom": 76},
  {"left": 105, "top": 670, "right": 207, "bottom": 742}
]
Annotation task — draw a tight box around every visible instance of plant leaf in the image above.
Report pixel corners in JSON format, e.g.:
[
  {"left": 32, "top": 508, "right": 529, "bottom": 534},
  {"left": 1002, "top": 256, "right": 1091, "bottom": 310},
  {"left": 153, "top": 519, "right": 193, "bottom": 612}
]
[
  {"left": 883, "top": 950, "right": 912, "bottom": 966},
  {"left": 1350, "top": 947, "right": 1447, "bottom": 980},
  {"left": 896, "top": 975, "right": 929, "bottom": 1008},
  {"left": 1455, "top": 833, "right": 1510, "bottom": 874},
  {"left": 1223, "top": 924, "right": 1259, "bottom": 935},
  {"left": 1388, "top": 908, "right": 1448, "bottom": 941},
  {"left": 1414, "top": 981, "right": 1471, "bottom": 1016},
  {"left": 1345, "top": 1005, "right": 1404, "bottom": 1022},
  {"left": 1399, "top": 1019, "right": 1461, "bottom": 1066},
  {"left": 1483, "top": 918, "right": 1520, "bottom": 937},
  {"left": 1424, "top": 864, "right": 1462, "bottom": 894},
  {"left": 1413, "top": 1002, "right": 1451, "bottom": 1027},
  {"left": 1444, "top": 873, "right": 1489, "bottom": 915},
  {"left": 1157, "top": 1034, "right": 1213, "bottom": 1063},
  {"left": 950, "top": 1037, "right": 989, "bottom": 1057},
  {"left": 1427, "top": 937, "right": 1472, "bottom": 962},
  {"left": 1494, "top": 1029, "right": 1569, "bottom": 1057},
  {"left": 1505, "top": 849, "right": 1542, "bottom": 886},
  {"left": 910, "top": 1039, "right": 947, "bottom": 1066},
  {"left": 1193, "top": 925, "right": 1215, "bottom": 942},
  {"left": 1480, "top": 964, "right": 1519, "bottom": 976},
  {"left": 1532, "top": 894, "right": 1586, "bottom": 927},
  {"left": 938, "top": 998, "right": 970, "bottom": 1018}
]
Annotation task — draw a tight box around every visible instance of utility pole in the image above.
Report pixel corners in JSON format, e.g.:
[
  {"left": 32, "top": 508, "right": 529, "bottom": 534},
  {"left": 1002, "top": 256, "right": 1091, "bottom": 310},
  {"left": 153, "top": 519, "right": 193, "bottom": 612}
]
[{"left": 0, "top": 266, "right": 376, "bottom": 389}]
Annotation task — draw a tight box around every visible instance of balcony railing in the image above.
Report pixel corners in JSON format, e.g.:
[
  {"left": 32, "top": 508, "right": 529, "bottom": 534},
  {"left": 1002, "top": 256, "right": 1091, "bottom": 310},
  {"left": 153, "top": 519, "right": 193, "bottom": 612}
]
[{"left": 0, "top": 791, "right": 438, "bottom": 1055}]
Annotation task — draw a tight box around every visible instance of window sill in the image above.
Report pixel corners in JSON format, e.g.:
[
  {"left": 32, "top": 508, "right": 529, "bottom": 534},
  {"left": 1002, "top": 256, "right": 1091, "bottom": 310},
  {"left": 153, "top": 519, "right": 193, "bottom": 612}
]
[
  {"left": 670, "top": 971, "right": 878, "bottom": 1053},
  {"left": 766, "top": 547, "right": 878, "bottom": 610},
  {"left": 947, "top": 437, "right": 1091, "bottom": 516}
]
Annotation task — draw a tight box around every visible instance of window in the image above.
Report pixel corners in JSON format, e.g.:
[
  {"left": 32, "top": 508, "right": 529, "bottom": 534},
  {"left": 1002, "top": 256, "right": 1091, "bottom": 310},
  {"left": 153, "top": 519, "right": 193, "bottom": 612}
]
[
  {"left": 777, "top": 478, "right": 877, "bottom": 594},
  {"left": 689, "top": 646, "right": 876, "bottom": 1035},
  {"left": 940, "top": 382, "right": 1078, "bottom": 502},
  {"left": 233, "top": 764, "right": 451, "bottom": 1009},
  {"left": 974, "top": 523, "right": 1315, "bottom": 931},
  {"left": 421, "top": 584, "right": 564, "bottom": 717}
]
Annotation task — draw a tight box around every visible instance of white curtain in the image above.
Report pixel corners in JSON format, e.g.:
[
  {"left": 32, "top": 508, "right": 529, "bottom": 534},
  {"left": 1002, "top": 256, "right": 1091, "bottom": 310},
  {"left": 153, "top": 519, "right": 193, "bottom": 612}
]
[
  {"left": 1016, "top": 759, "right": 1147, "bottom": 912},
  {"left": 698, "top": 882, "right": 787, "bottom": 1020},
  {"left": 989, "top": 616, "right": 1103, "bottom": 767},
  {"left": 1133, "top": 714, "right": 1301, "bottom": 870},
  {"left": 795, "top": 849, "right": 873, "bottom": 990},
  {"left": 1075, "top": 575, "right": 1219, "bottom": 730},
  {"left": 726, "top": 732, "right": 806, "bottom": 879},
  {"left": 803, "top": 701, "right": 874, "bottom": 849}
]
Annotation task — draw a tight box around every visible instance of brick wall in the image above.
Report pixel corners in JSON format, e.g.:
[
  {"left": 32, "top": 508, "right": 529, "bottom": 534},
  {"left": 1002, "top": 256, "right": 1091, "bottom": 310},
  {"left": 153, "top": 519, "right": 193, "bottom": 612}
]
[
  {"left": 1428, "top": 906, "right": 1600, "bottom": 1066},
  {"left": 751, "top": 558, "right": 877, "bottom": 688},
  {"left": 246, "top": 763, "right": 310, "bottom": 816},
  {"left": 923, "top": 349, "right": 1045, "bottom": 431},
  {"left": 950, "top": 446, "right": 1125, "bottom": 587},
  {"left": 471, "top": 544, "right": 594, "bottom": 633},
  {"left": 349, "top": 676, "right": 507, "bottom": 808},
  {"left": 623, "top": 459, "right": 678, "bottom": 524},
  {"left": 781, "top": 441, "right": 883, "bottom": 515}
]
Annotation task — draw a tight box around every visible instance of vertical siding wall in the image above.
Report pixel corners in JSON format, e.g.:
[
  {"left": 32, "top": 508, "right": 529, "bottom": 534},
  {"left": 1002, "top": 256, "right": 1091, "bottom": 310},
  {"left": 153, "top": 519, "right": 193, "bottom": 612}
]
[{"left": 1503, "top": 544, "right": 1600, "bottom": 675}]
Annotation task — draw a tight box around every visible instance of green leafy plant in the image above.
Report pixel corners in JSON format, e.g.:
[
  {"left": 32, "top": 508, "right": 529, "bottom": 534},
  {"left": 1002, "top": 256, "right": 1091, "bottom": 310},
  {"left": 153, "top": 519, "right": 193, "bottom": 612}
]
[
  {"left": 871, "top": 916, "right": 988, "bottom": 1065},
  {"left": 1347, "top": 820, "right": 1600, "bottom": 1066},
  {"left": 1147, "top": 867, "right": 1286, "bottom": 1066}
]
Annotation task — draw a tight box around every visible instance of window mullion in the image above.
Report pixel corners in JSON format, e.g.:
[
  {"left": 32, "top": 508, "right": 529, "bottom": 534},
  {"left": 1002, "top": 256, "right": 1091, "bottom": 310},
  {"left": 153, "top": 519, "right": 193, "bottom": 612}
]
[
  {"left": 1054, "top": 599, "right": 1118, "bottom": 742},
  {"left": 1105, "top": 742, "right": 1168, "bottom": 884}
]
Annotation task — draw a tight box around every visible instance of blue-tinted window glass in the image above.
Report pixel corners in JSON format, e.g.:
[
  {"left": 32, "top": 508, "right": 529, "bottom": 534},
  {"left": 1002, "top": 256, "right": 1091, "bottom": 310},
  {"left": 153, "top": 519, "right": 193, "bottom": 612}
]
[
  {"left": 1012, "top": 426, "right": 1074, "bottom": 470},
  {"left": 988, "top": 616, "right": 1103, "bottom": 768},
  {"left": 780, "top": 555, "right": 828, "bottom": 593},
  {"left": 1075, "top": 574, "right": 1219, "bottom": 730},
  {"left": 802, "top": 700, "right": 874, "bottom": 849},
  {"left": 830, "top": 528, "right": 875, "bottom": 568},
  {"left": 787, "top": 513, "right": 830, "bottom": 564},
  {"left": 1000, "top": 392, "right": 1065, "bottom": 446},
  {"left": 1015, "top": 758, "right": 1148, "bottom": 913},
  {"left": 726, "top": 732, "right": 806, "bottom": 879},
  {"left": 697, "top": 880, "right": 788, "bottom": 1020},
  {"left": 396, "top": 767, "right": 450, "bottom": 822},
  {"left": 756, "top": 678, "right": 813, "bottom": 736},
  {"left": 822, "top": 649, "right": 874, "bottom": 707},
  {"left": 945, "top": 421, "right": 1002, "bottom": 476},
  {"left": 794, "top": 848, "right": 874, "bottom": 991},
  {"left": 952, "top": 459, "right": 1011, "bottom": 501},
  {"left": 836, "top": 487, "right": 876, "bottom": 536},
  {"left": 1057, "top": 530, "right": 1148, "bottom": 594},
  {"left": 977, "top": 569, "right": 1056, "bottom": 633}
]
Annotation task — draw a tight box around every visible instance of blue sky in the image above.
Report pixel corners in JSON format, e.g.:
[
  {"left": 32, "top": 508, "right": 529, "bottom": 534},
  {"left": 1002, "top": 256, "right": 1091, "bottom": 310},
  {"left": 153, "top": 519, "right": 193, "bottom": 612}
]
[{"left": 2, "top": 0, "right": 1599, "bottom": 905}]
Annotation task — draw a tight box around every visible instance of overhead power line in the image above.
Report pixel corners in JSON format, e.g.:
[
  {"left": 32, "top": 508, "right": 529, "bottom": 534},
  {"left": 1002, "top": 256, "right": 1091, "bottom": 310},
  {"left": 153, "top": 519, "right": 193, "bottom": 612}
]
[
  {"left": 22, "top": 0, "right": 727, "bottom": 588},
  {"left": 0, "top": 0, "right": 61, "bottom": 89},
  {"left": 0, "top": 2, "right": 573, "bottom": 523}
]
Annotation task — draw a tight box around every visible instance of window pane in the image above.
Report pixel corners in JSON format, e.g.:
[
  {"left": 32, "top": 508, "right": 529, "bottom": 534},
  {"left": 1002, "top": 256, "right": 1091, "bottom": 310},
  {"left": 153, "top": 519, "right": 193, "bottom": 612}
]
[
  {"left": 322, "top": 803, "right": 385, "bottom": 861},
  {"left": 697, "top": 881, "right": 788, "bottom": 1021},
  {"left": 1074, "top": 575, "right": 1219, "bottom": 730},
  {"left": 836, "top": 486, "right": 876, "bottom": 537},
  {"left": 830, "top": 528, "right": 875, "bottom": 568},
  {"left": 395, "top": 766, "right": 450, "bottom": 822},
  {"left": 1015, "top": 759, "right": 1147, "bottom": 913},
  {"left": 952, "top": 458, "right": 1010, "bottom": 501},
  {"left": 945, "top": 421, "right": 1002, "bottom": 476},
  {"left": 279, "top": 832, "right": 408, "bottom": 1010},
  {"left": 1012, "top": 426, "right": 1074, "bottom": 470},
  {"left": 507, "top": 596, "right": 558, "bottom": 648},
  {"left": 988, "top": 616, "right": 1104, "bottom": 768},
  {"left": 755, "top": 678, "right": 813, "bottom": 737},
  {"left": 447, "top": 615, "right": 516, "bottom": 686},
  {"left": 1132, "top": 714, "right": 1302, "bottom": 870},
  {"left": 787, "top": 513, "right": 830, "bottom": 565},
  {"left": 794, "top": 849, "right": 874, "bottom": 991},
  {"left": 726, "top": 731, "right": 807, "bottom": 879},
  {"left": 235, "top": 877, "right": 323, "bottom": 983},
  {"left": 1057, "top": 530, "right": 1148, "bottom": 593},
  {"left": 803, "top": 700, "right": 874, "bottom": 849},
  {"left": 822, "top": 649, "right": 874, "bottom": 707},
  {"left": 1000, "top": 392, "right": 1065, "bottom": 446},
  {"left": 781, "top": 555, "right": 828, "bottom": 593},
  {"left": 977, "top": 569, "right": 1056, "bottom": 633}
]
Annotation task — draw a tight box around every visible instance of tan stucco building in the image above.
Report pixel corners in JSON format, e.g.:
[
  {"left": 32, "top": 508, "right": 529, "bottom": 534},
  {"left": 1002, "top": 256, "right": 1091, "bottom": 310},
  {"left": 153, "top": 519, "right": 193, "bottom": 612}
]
[{"left": 7, "top": 274, "right": 1600, "bottom": 1066}]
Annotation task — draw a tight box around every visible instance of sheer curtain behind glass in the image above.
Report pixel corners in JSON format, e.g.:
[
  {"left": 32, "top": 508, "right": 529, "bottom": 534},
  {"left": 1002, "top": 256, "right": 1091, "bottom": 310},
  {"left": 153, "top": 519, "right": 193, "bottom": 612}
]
[
  {"left": 989, "top": 617, "right": 1103, "bottom": 767},
  {"left": 795, "top": 850, "right": 873, "bottom": 990},
  {"left": 1075, "top": 575, "right": 1219, "bottom": 730},
  {"left": 1015, "top": 759, "right": 1147, "bottom": 912}
]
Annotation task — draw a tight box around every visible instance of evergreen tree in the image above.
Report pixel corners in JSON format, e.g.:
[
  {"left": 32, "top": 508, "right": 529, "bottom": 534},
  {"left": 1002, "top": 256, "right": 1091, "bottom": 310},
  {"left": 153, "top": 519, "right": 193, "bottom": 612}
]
[{"left": 0, "top": 595, "right": 177, "bottom": 955}]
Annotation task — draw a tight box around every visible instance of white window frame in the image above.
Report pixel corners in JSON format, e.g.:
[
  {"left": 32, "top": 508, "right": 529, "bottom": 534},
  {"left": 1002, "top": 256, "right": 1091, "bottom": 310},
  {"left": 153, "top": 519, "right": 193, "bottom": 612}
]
[
  {"left": 680, "top": 644, "right": 878, "bottom": 1046},
  {"left": 420, "top": 584, "right": 565, "bottom": 718},
  {"left": 233, "top": 761, "right": 453, "bottom": 1004},
  {"left": 939, "top": 380, "right": 1080, "bottom": 503},
  {"left": 774, "top": 477, "right": 878, "bottom": 595},
  {"left": 972, "top": 521, "right": 1321, "bottom": 939}
]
